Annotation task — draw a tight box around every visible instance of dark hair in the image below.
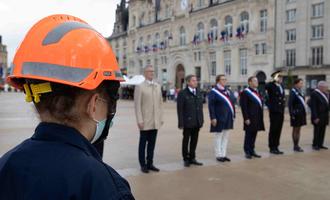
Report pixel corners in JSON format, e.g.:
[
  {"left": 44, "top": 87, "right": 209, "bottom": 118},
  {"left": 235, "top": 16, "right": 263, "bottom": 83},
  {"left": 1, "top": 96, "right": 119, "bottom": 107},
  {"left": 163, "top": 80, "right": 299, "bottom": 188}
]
[
  {"left": 215, "top": 74, "right": 226, "bottom": 83},
  {"left": 185, "top": 74, "right": 196, "bottom": 83},
  {"left": 30, "top": 80, "right": 119, "bottom": 124},
  {"left": 248, "top": 76, "right": 256, "bottom": 83},
  {"left": 294, "top": 78, "right": 303, "bottom": 85}
]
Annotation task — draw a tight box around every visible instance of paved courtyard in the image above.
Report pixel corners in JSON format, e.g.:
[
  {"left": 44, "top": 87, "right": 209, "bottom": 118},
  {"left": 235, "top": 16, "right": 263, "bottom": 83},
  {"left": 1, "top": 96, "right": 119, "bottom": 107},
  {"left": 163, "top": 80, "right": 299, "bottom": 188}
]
[{"left": 0, "top": 92, "right": 329, "bottom": 200}]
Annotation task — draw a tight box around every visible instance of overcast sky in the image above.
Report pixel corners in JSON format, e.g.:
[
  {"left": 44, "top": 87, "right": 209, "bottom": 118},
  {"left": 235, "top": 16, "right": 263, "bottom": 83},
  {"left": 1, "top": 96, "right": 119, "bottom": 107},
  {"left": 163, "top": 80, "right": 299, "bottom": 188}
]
[{"left": 0, "top": 0, "right": 121, "bottom": 63}]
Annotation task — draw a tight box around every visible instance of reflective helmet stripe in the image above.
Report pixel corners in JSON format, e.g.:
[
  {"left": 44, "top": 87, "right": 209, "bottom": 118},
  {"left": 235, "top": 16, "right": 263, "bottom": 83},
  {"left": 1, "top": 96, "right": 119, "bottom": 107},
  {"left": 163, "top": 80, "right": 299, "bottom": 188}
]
[
  {"left": 22, "top": 62, "right": 93, "bottom": 82},
  {"left": 42, "top": 21, "right": 96, "bottom": 46}
]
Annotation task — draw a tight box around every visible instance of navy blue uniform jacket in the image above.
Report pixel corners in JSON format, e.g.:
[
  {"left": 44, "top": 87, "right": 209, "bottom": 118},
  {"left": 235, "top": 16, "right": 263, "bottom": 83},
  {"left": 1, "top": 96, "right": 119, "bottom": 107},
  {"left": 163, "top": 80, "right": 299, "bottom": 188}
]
[
  {"left": 0, "top": 122, "right": 134, "bottom": 200},
  {"left": 239, "top": 88, "right": 265, "bottom": 132},
  {"left": 208, "top": 88, "right": 235, "bottom": 132}
]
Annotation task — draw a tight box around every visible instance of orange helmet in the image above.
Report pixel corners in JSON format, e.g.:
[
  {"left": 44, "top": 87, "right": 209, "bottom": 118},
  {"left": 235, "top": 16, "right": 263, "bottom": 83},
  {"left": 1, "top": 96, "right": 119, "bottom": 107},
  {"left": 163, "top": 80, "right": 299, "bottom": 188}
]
[{"left": 8, "top": 14, "right": 123, "bottom": 90}]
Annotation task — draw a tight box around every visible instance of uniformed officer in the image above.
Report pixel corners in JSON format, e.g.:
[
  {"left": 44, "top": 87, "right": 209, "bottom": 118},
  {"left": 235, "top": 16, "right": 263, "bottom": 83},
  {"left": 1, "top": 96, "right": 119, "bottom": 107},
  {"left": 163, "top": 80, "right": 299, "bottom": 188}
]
[
  {"left": 265, "top": 70, "right": 285, "bottom": 155},
  {"left": 0, "top": 15, "right": 134, "bottom": 199}
]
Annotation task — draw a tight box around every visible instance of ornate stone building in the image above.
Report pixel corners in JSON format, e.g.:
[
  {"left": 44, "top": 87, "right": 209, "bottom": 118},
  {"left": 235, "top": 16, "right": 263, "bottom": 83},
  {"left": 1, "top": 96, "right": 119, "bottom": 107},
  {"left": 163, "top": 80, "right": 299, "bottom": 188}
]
[
  {"left": 109, "top": 0, "right": 275, "bottom": 91},
  {"left": 275, "top": 0, "right": 329, "bottom": 94},
  {"left": 0, "top": 35, "right": 8, "bottom": 86}
]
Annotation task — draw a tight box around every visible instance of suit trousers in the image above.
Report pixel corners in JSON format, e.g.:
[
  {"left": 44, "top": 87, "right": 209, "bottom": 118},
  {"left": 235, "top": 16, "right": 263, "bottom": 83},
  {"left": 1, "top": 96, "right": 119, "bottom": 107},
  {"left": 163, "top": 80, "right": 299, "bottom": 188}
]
[
  {"left": 244, "top": 131, "right": 258, "bottom": 155},
  {"left": 214, "top": 130, "right": 230, "bottom": 158},
  {"left": 139, "top": 129, "right": 158, "bottom": 167},
  {"left": 182, "top": 128, "right": 200, "bottom": 161},
  {"left": 313, "top": 124, "right": 327, "bottom": 148},
  {"left": 268, "top": 112, "right": 284, "bottom": 150}
]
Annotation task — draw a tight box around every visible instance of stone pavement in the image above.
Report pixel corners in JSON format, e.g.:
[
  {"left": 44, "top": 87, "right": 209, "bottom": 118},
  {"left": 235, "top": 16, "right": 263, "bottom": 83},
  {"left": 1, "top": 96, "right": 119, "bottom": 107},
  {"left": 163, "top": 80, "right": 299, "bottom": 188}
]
[{"left": 0, "top": 92, "right": 329, "bottom": 199}]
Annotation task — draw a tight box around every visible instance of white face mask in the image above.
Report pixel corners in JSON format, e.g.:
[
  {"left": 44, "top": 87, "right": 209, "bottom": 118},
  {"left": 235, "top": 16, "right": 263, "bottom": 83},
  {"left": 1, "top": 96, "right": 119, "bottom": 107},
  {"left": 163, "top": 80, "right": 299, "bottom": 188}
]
[{"left": 91, "top": 118, "right": 107, "bottom": 144}]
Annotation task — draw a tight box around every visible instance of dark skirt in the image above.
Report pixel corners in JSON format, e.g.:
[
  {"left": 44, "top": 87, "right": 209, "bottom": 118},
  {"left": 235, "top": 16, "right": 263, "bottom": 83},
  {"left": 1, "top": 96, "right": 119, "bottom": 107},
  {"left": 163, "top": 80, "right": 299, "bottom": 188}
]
[{"left": 290, "top": 114, "right": 307, "bottom": 127}]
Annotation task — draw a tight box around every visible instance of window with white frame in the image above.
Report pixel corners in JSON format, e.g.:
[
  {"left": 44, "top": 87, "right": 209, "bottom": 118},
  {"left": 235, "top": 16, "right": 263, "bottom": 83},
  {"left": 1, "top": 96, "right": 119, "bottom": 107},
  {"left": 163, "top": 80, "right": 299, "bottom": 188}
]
[
  {"left": 154, "top": 58, "right": 158, "bottom": 78},
  {"left": 240, "top": 11, "right": 249, "bottom": 33},
  {"left": 311, "top": 46, "right": 323, "bottom": 65},
  {"left": 286, "top": 29, "right": 296, "bottom": 42},
  {"left": 312, "top": 25, "right": 324, "bottom": 39},
  {"left": 312, "top": 3, "right": 324, "bottom": 18},
  {"left": 180, "top": 26, "right": 186, "bottom": 46},
  {"left": 155, "top": 33, "right": 160, "bottom": 48},
  {"left": 165, "top": 5, "right": 171, "bottom": 18},
  {"left": 139, "top": 37, "right": 144, "bottom": 49},
  {"left": 255, "top": 44, "right": 260, "bottom": 55},
  {"left": 210, "top": 19, "right": 218, "bottom": 43},
  {"left": 132, "top": 40, "right": 136, "bottom": 52},
  {"left": 224, "top": 50, "right": 231, "bottom": 75},
  {"left": 224, "top": 16, "right": 233, "bottom": 36},
  {"left": 286, "top": 9, "right": 296, "bottom": 22},
  {"left": 210, "top": 52, "right": 216, "bottom": 76},
  {"left": 261, "top": 43, "right": 267, "bottom": 54},
  {"left": 197, "top": 22, "right": 205, "bottom": 41},
  {"left": 260, "top": 9, "right": 267, "bottom": 32},
  {"left": 286, "top": 49, "right": 296, "bottom": 66},
  {"left": 197, "top": 0, "right": 204, "bottom": 8},
  {"left": 240, "top": 49, "right": 248, "bottom": 75},
  {"left": 164, "top": 30, "right": 169, "bottom": 47}
]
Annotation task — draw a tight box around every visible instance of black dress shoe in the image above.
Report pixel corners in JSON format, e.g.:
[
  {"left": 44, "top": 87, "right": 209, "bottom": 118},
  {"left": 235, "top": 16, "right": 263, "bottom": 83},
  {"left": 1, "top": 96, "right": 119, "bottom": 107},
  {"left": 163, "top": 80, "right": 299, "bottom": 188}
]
[
  {"left": 320, "top": 146, "right": 328, "bottom": 150},
  {"left": 141, "top": 166, "right": 149, "bottom": 173},
  {"left": 313, "top": 146, "right": 320, "bottom": 151},
  {"left": 270, "top": 150, "right": 280, "bottom": 155},
  {"left": 224, "top": 157, "right": 231, "bottom": 162},
  {"left": 216, "top": 157, "right": 225, "bottom": 162},
  {"left": 245, "top": 154, "right": 252, "bottom": 159},
  {"left": 294, "top": 146, "right": 304, "bottom": 152},
  {"left": 190, "top": 159, "right": 203, "bottom": 166},
  {"left": 252, "top": 153, "right": 262, "bottom": 158},
  {"left": 148, "top": 165, "right": 160, "bottom": 172},
  {"left": 276, "top": 149, "right": 284, "bottom": 154},
  {"left": 184, "top": 160, "right": 190, "bottom": 167}
]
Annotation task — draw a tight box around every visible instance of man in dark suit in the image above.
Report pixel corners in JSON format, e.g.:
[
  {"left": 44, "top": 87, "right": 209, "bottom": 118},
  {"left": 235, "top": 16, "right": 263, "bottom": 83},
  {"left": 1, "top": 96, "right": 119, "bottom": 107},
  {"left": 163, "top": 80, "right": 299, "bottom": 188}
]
[
  {"left": 177, "top": 75, "right": 204, "bottom": 167},
  {"left": 265, "top": 70, "right": 285, "bottom": 155},
  {"left": 240, "top": 76, "right": 265, "bottom": 159},
  {"left": 310, "top": 81, "right": 330, "bottom": 150}
]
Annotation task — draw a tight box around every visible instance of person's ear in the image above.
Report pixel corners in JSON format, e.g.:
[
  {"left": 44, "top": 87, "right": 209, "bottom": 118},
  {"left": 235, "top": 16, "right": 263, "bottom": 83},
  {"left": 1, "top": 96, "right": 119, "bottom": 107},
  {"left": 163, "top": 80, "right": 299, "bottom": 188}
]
[{"left": 86, "top": 93, "right": 99, "bottom": 119}]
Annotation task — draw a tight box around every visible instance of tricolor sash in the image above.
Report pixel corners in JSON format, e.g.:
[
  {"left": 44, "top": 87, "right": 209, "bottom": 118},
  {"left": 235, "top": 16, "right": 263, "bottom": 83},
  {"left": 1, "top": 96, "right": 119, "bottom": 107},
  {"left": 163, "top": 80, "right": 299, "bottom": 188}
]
[
  {"left": 212, "top": 88, "right": 235, "bottom": 117},
  {"left": 315, "top": 89, "right": 329, "bottom": 104},
  {"left": 292, "top": 88, "right": 307, "bottom": 111},
  {"left": 244, "top": 88, "right": 262, "bottom": 108}
]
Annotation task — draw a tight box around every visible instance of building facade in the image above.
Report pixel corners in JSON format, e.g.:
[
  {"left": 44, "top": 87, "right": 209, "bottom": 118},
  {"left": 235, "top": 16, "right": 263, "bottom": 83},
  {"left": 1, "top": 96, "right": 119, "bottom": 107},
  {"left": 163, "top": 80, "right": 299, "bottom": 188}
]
[
  {"left": 0, "top": 35, "right": 8, "bottom": 87},
  {"left": 109, "top": 0, "right": 276, "bottom": 91},
  {"left": 275, "top": 0, "right": 329, "bottom": 94}
]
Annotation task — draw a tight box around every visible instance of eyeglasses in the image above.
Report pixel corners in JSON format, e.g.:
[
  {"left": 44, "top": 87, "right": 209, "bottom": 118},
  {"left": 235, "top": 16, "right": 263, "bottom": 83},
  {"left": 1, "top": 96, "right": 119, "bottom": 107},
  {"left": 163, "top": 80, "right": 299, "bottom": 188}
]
[{"left": 97, "top": 95, "right": 118, "bottom": 118}]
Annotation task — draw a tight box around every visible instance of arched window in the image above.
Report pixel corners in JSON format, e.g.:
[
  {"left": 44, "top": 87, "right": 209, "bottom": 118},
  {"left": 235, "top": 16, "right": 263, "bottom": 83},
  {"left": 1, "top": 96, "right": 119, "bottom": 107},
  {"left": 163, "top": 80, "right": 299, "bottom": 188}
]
[
  {"left": 240, "top": 11, "right": 249, "bottom": 33},
  {"left": 155, "top": 33, "right": 160, "bottom": 47},
  {"left": 197, "top": 22, "right": 205, "bottom": 41},
  {"left": 210, "top": 19, "right": 218, "bottom": 42},
  {"left": 163, "top": 31, "right": 169, "bottom": 48},
  {"left": 179, "top": 26, "right": 186, "bottom": 46},
  {"left": 224, "top": 15, "right": 233, "bottom": 36}
]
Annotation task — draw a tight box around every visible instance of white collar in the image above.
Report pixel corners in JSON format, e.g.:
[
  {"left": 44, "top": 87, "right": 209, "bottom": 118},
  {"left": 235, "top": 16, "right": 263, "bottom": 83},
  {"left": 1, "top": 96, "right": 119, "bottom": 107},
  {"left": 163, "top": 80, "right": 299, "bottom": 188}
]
[
  {"left": 217, "top": 84, "right": 226, "bottom": 91},
  {"left": 188, "top": 87, "right": 196, "bottom": 93},
  {"left": 146, "top": 80, "right": 154, "bottom": 85}
]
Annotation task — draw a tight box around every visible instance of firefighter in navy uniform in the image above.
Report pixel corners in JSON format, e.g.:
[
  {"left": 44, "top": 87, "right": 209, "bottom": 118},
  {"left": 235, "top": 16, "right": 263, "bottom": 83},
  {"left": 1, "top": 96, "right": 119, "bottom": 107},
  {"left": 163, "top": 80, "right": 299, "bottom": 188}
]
[
  {"left": 0, "top": 15, "right": 134, "bottom": 200},
  {"left": 265, "top": 70, "right": 286, "bottom": 155}
]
